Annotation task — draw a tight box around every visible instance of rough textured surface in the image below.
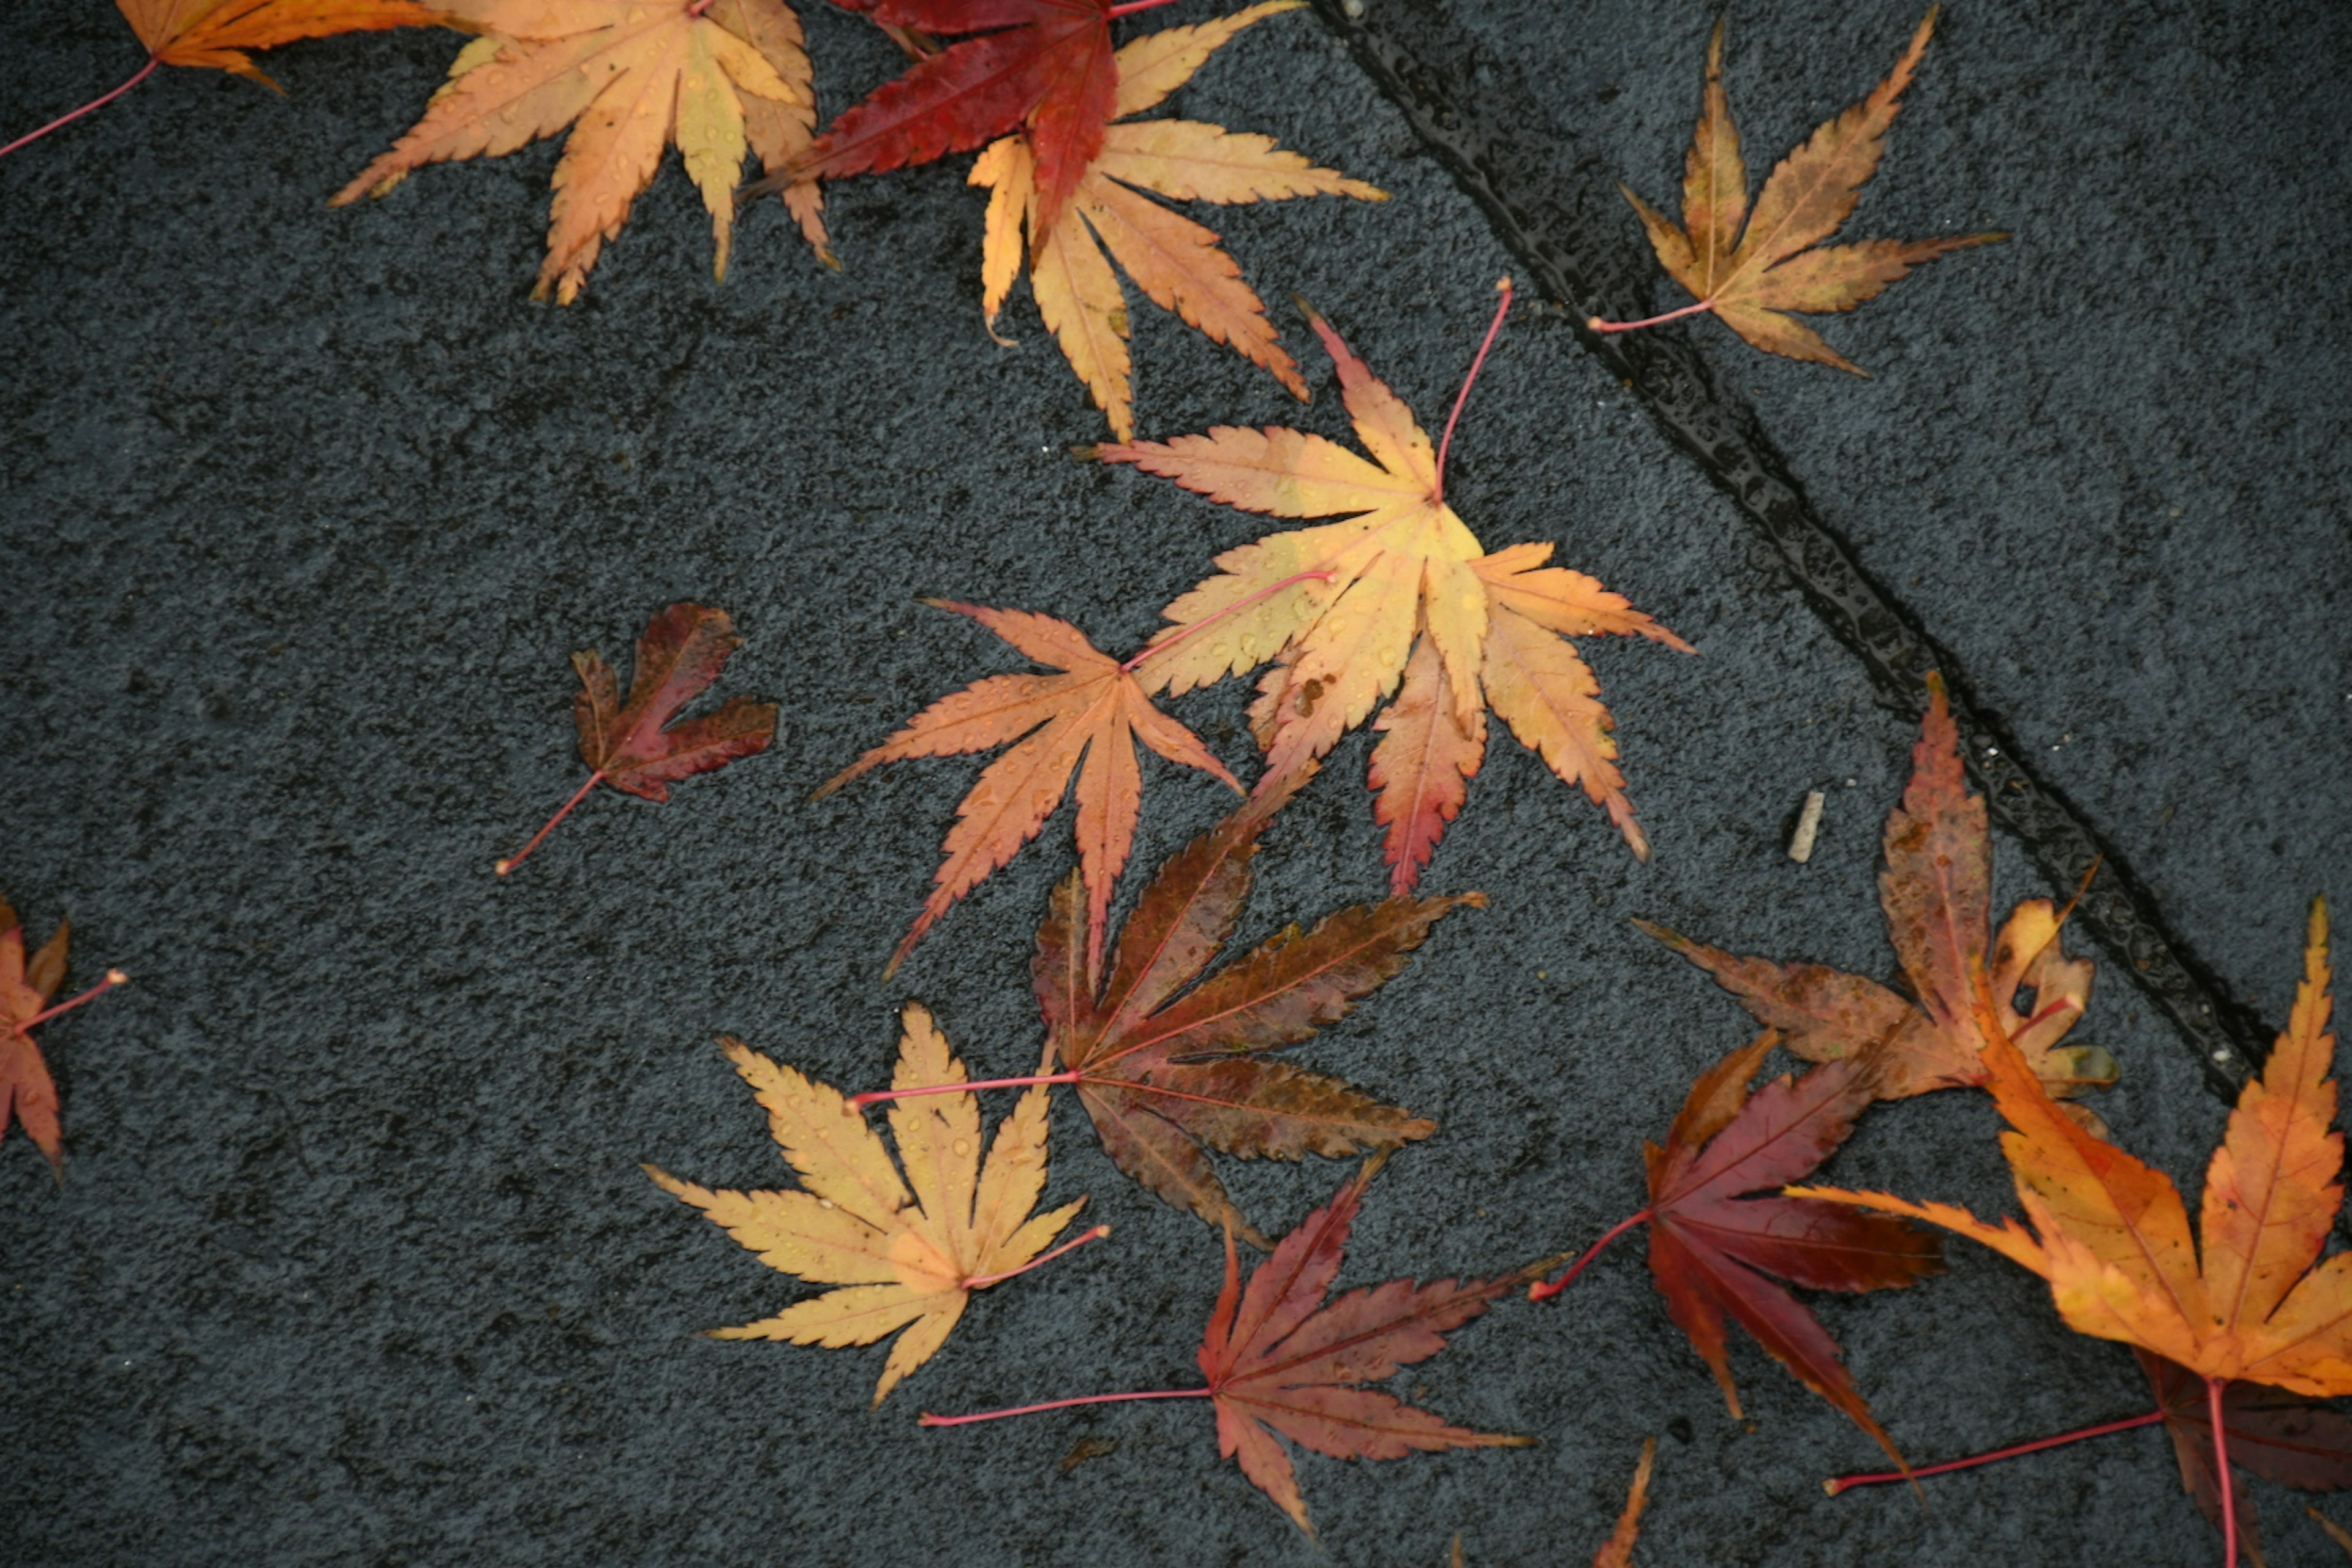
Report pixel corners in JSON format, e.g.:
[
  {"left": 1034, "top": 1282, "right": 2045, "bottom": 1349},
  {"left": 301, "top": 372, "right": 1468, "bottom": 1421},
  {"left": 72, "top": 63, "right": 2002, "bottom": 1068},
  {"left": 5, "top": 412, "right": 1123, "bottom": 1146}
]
[{"left": 1, "top": 1, "right": 2346, "bottom": 1563}]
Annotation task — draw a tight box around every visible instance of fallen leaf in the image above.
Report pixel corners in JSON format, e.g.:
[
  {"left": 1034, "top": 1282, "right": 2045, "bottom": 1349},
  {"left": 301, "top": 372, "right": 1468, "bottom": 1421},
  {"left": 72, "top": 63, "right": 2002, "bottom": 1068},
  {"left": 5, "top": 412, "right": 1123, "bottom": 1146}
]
[
  {"left": 332, "top": 0, "right": 830, "bottom": 303},
  {"left": 1638, "top": 673, "right": 2117, "bottom": 1121},
  {"left": 922, "top": 1158, "right": 1548, "bottom": 1539},
  {"left": 966, "top": 1, "right": 1384, "bottom": 439},
  {"left": 1793, "top": 899, "right": 2347, "bottom": 1562},
  {"left": 645, "top": 1003, "right": 1101, "bottom": 1404},
  {"left": 2313, "top": 1504, "right": 2352, "bottom": 1557},
  {"left": 2, "top": 0, "right": 458, "bottom": 160},
  {"left": 1593, "top": 1436, "right": 1657, "bottom": 1568},
  {"left": 1530, "top": 1032, "right": 1941, "bottom": 1464},
  {"left": 1029, "top": 769, "right": 1466, "bottom": 1241},
  {"left": 1101, "top": 288, "right": 1690, "bottom": 893},
  {"left": 1822, "top": 1347, "right": 2352, "bottom": 1568},
  {"left": 0, "top": 894, "right": 128, "bottom": 1176},
  {"left": 497, "top": 603, "right": 777, "bottom": 875},
  {"left": 1594, "top": 10, "right": 2005, "bottom": 372},
  {"left": 814, "top": 600, "right": 1240, "bottom": 977}
]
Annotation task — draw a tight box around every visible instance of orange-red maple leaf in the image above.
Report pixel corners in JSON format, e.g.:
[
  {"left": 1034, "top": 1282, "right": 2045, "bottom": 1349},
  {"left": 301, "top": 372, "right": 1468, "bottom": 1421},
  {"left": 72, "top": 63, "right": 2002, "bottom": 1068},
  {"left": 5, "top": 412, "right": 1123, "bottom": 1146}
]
[
  {"left": 966, "top": 1, "right": 1384, "bottom": 440},
  {"left": 2, "top": 0, "right": 456, "bottom": 158},
  {"left": 332, "top": 0, "right": 829, "bottom": 303},
  {"left": 1596, "top": 10, "right": 2005, "bottom": 372},
  {"left": 1795, "top": 900, "right": 2347, "bottom": 1567},
  {"left": 1531, "top": 1033, "right": 1940, "bottom": 1466},
  {"left": 0, "top": 894, "right": 127, "bottom": 1176},
  {"left": 817, "top": 600, "right": 1238, "bottom": 978},
  {"left": 1638, "top": 674, "right": 2117, "bottom": 1121},
  {"left": 498, "top": 603, "right": 778, "bottom": 875},
  {"left": 1102, "top": 293, "right": 1689, "bottom": 892},
  {"left": 922, "top": 1159, "right": 1550, "bottom": 1539}
]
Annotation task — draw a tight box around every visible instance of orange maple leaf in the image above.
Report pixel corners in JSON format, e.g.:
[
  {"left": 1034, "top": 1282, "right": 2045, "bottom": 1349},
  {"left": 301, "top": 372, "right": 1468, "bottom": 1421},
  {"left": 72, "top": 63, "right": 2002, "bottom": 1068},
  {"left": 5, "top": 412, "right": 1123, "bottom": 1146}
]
[
  {"left": 331, "top": 0, "right": 831, "bottom": 303},
  {"left": 967, "top": 1, "right": 1384, "bottom": 440},
  {"left": 2, "top": 0, "right": 454, "bottom": 159},
  {"left": 816, "top": 600, "right": 1239, "bottom": 977},
  {"left": 0, "top": 893, "right": 128, "bottom": 1177},
  {"left": 1795, "top": 899, "right": 2343, "bottom": 1565},
  {"left": 1593, "top": 9, "right": 2005, "bottom": 372},
  {"left": 1101, "top": 287, "right": 1691, "bottom": 894},
  {"left": 1638, "top": 673, "right": 2118, "bottom": 1120}
]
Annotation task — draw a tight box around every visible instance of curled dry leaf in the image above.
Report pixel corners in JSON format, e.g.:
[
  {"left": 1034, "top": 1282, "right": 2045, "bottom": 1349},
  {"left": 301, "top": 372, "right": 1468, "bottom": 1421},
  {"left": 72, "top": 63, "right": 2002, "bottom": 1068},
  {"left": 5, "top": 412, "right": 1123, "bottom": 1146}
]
[
  {"left": 922, "top": 1159, "right": 1549, "bottom": 1539},
  {"left": 816, "top": 600, "right": 1238, "bottom": 978},
  {"left": 497, "top": 603, "right": 778, "bottom": 875},
  {"left": 333, "top": 0, "right": 831, "bottom": 302},
  {"left": 1530, "top": 1033, "right": 1941, "bottom": 1466},
  {"left": 1639, "top": 673, "right": 2117, "bottom": 1125},
  {"left": 967, "top": 1, "right": 1384, "bottom": 440},
  {"left": 1599, "top": 9, "right": 2005, "bottom": 371},
  {"left": 645, "top": 1003, "right": 1100, "bottom": 1405},
  {"left": 1102, "top": 291, "right": 1690, "bottom": 894},
  {"left": 0, "top": 894, "right": 129, "bottom": 1176}
]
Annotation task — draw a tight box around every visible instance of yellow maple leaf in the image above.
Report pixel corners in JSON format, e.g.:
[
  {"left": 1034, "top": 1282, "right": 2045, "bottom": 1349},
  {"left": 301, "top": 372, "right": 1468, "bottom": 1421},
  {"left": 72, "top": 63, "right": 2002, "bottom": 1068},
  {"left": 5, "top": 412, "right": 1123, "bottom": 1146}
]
[
  {"left": 645, "top": 1004, "right": 1097, "bottom": 1404},
  {"left": 968, "top": 0, "right": 1384, "bottom": 440},
  {"left": 331, "top": 0, "right": 829, "bottom": 303}
]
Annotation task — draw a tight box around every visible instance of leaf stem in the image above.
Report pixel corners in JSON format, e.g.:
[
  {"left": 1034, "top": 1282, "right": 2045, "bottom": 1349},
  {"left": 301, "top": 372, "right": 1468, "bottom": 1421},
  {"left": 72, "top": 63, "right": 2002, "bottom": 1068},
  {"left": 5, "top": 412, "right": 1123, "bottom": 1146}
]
[
  {"left": 1106, "top": 0, "right": 1187, "bottom": 15},
  {"left": 1528, "top": 1208, "right": 1651, "bottom": 1303},
  {"left": 1822, "top": 1409, "right": 2163, "bottom": 1495},
  {"left": 1434, "top": 276, "right": 1513, "bottom": 505},
  {"left": 919, "top": 1386, "right": 1212, "bottom": 1427},
  {"left": 963, "top": 1223, "right": 1111, "bottom": 1288},
  {"left": 1121, "top": 570, "right": 1336, "bottom": 674},
  {"left": 1585, "top": 299, "right": 1715, "bottom": 335},
  {"left": 23, "top": 970, "right": 130, "bottom": 1030},
  {"left": 0, "top": 56, "right": 160, "bottom": 162},
  {"left": 496, "top": 771, "right": 606, "bottom": 876},
  {"left": 2211, "top": 1375, "right": 2238, "bottom": 1568},
  {"left": 848, "top": 1071, "right": 1082, "bottom": 1110}
]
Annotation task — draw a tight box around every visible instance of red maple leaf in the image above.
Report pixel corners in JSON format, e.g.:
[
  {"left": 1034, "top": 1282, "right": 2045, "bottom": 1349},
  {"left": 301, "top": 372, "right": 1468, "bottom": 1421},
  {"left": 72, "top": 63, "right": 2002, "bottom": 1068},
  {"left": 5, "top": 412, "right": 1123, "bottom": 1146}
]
[
  {"left": 0, "top": 894, "right": 127, "bottom": 1176},
  {"left": 922, "top": 1158, "right": 1551, "bottom": 1537},
  {"left": 497, "top": 603, "right": 778, "bottom": 875},
  {"left": 1530, "top": 1033, "right": 1941, "bottom": 1465}
]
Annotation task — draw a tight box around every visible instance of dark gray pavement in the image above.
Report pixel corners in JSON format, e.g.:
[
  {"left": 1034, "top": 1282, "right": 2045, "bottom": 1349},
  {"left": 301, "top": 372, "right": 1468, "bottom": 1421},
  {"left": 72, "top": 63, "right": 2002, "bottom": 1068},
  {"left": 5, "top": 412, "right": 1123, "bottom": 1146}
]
[{"left": 2, "top": 1, "right": 2347, "bottom": 1562}]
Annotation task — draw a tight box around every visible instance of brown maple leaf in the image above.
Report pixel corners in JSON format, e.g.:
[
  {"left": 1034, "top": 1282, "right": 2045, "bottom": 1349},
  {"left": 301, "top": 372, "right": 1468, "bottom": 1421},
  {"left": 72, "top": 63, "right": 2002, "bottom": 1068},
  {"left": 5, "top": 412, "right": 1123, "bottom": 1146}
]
[
  {"left": 848, "top": 770, "right": 1469, "bottom": 1243},
  {"left": 1592, "top": 10, "right": 2005, "bottom": 372},
  {"left": 497, "top": 603, "right": 777, "bottom": 875},
  {"left": 1, "top": 0, "right": 458, "bottom": 160},
  {"left": 1101, "top": 285, "right": 1690, "bottom": 892},
  {"left": 1530, "top": 1031, "right": 1941, "bottom": 1466},
  {"left": 922, "top": 1158, "right": 1551, "bottom": 1539},
  {"left": 815, "top": 600, "right": 1240, "bottom": 978},
  {"left": 331, "top": 0, "right": 830, "bottom": 303},
  {"left": 0, "top": 894, "right": 128, "bottom": 1177},
  {"left": 1637, "top": 673, "right": 2118, "bottom": 1123},
  {"left": 966, "top": 1, "right": 1384, "bottom": 440}
]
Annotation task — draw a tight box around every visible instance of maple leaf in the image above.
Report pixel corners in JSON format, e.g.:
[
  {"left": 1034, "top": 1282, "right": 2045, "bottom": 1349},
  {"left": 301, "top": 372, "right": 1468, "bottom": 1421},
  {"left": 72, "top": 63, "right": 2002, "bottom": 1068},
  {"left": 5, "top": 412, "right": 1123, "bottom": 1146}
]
[
  {"left": 1591, "top": 1436, "right": 1657, "bottom": 1568},
  {"left": 644, "top": 1003, "right": 1104, "bottom": 1404},
  {"left": 1637, "top": 673, "right": 2118, "bottom": 1121},
  {"left": 921, "top": 1158, "right": 1548, "bottom": 1538},
  {"left": 1101, "top": 287, "right": 1691, "bottom": 893},
  {"left": 964, "top": 1, "right": 1385, "bottom": 440},
  {"left": 813, "top": 600, "right": 1240, "bottom": 977},
  {"left": 1591, "top": 10, "right": 2005, "bottom": 373},
  {"left": 1528, "top": 1032, "right": 1942, "bottom": 1465},
  {"left": 1823, "top": 1348, "right": 2352, "bottom": 1568},
  {"left": 1794, "top": 899, "right": 2344, "bottom": 1567},
  {"left": 0, "top": 894, "right": 128, "bottom": 1177},
  {"left": 1, "top": 0, "right": 457, "bottom": 160},
  {"left": 497, "top": 603, "right": 777, "bottom": 875},
  {"left": 330, "top": 0, "right": 831, "bottom": 303}
]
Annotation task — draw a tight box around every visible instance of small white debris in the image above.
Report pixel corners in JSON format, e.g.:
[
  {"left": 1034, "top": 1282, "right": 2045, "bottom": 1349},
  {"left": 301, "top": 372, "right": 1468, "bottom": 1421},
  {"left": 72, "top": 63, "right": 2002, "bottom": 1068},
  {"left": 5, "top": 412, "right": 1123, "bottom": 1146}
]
[
  {"left": 1788, "top": 790, "right": 1826, "bottom": 864},
  {"left": 1341, "top": 0, "right": 1364, "bottom": 16}
]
